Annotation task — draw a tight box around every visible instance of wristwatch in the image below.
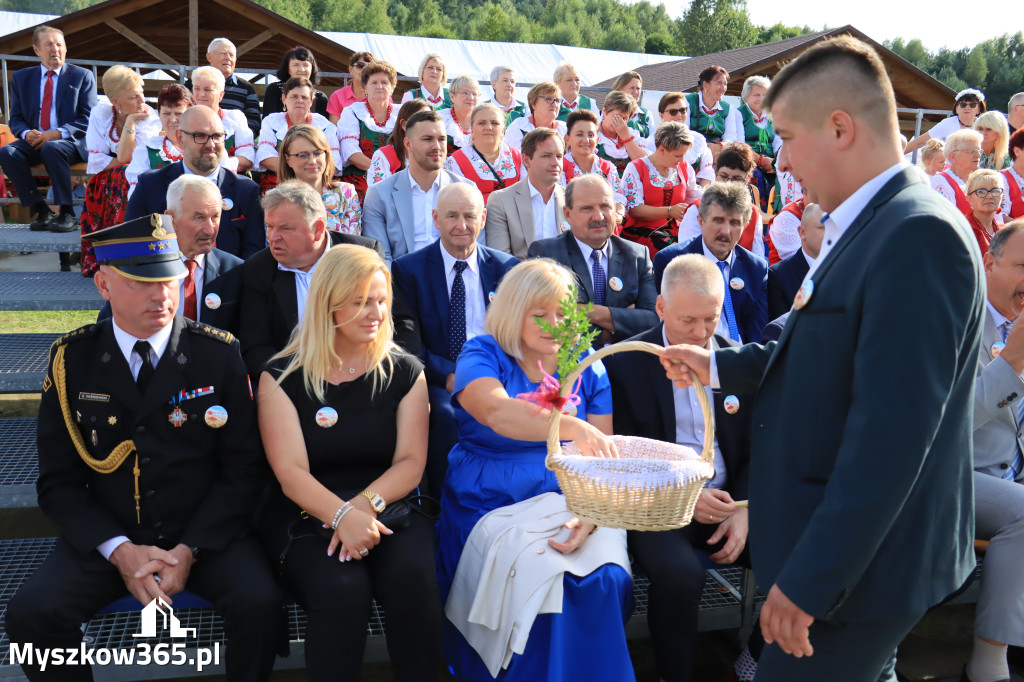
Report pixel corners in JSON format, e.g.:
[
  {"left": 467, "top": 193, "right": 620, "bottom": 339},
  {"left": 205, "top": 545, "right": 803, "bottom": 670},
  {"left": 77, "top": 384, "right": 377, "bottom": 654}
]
[
  {"left": 188, "top": 545, "right": 201, "bottom": 562},
  {"left": 359, "top": 490, "right": 387, "bottom": 513}
]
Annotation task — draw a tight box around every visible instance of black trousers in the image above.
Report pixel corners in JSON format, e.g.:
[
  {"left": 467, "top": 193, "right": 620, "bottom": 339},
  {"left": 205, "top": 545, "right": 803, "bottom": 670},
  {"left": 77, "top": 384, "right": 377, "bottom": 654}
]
[
  {"left": 279, "top": 512, "right": 442, "bottom": 681},
  {"left": 629, "top": 521, "right": 752, "bottom": 682},
  {"left": 0, "top": 138, "right": 83, "bottom": 207},
  {"left": 426, "top": 384, "right": 459, "bottom": 497},
  {"left": 5, "top": 535, "right": 283, "bottom": 681}
]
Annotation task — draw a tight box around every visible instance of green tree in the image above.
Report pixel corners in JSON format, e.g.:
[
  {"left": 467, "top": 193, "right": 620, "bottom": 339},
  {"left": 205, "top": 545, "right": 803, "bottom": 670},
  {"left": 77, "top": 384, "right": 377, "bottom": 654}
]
[
  {"left": 935, "top": 65, "right": 968, "bottom": 92},
  {"left": 962, "top": 46, "right": 989, "bottom": 88},
  {"left": 677, "top": 0, "right": 757, "bottom": 56}
]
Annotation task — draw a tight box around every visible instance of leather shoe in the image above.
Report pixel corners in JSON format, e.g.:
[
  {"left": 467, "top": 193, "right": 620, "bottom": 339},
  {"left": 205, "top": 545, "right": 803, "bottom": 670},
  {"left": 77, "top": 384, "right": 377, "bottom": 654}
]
[
  {"left": 48, "top": 212, "right": 78, "bottom": 233},
  {"left": 29, "top": 210, "right": 56, "bottom": 231},
  {"left": 960, "top": 664, "right": 1011, "bottom": 682}
]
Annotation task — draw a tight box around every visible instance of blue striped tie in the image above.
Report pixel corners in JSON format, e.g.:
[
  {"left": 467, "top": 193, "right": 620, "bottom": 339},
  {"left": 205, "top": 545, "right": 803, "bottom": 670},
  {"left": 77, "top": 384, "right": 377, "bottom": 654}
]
[
  {"left": 448, "top": 261, "right": 468, "bottom": 362},
  {"left": 1003, "top": 320, "right": 1024, "bottom": 481},
  {"left": 591, "top": 250, "right": 607, "bottom": 306},
  {"left": 716, "top": 260, "right": 741, "bottom": 342}
]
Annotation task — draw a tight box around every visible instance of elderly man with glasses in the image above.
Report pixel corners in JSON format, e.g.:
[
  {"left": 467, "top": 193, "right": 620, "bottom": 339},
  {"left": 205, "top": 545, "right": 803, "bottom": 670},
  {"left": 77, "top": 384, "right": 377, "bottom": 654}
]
[{"left": 126, "top": 105, "right": 264, "bottom": 258}]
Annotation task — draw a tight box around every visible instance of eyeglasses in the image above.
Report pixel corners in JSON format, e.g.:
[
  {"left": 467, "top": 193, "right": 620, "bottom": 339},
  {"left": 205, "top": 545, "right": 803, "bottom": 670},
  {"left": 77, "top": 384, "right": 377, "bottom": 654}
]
[
  {"left": 958, "top": 148, "right": 984, "bottom": 157},
  {"left": 179, "top": 130, "right": 225, "bottom": 145},
  {"left": 969, "top": 187, "right": 1004, "bottom": 198},
  {"left": 351, "top": 61, "right": 367, "bottom": 68},
  {"left": 663, "top": 107, "right": 687, "bottom": 117},
  {"left": 456, "top": 91, "right": 481, "bottom": 99},
  {"left": 537, "top": 96, "right": 559, "bottom": 106},
  {"left": 285, "top": 150, "right": 325, "bottom": 161}
]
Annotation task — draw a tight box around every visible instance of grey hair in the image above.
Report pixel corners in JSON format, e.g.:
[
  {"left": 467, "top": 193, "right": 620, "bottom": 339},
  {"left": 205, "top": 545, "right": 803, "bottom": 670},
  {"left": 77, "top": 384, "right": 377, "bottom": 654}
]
[
  {"left": 552, "top": 62, "right": 579, "bottom": 83},
  {"left": 989, "top": 219, "right": 1024, "bottom": 258},
  {"left": 661, "top": 253, "right": 724, "bottom": 301},
  {"left": 207, "top": 38, "right": 235, "bottom": 54},
  {"left": 741, "top": 75, "right": 771, "bottom": 102},
  {"left": 261, "top": 179, "right": 327, "bottom": 228},
  {"left": 697, "top": 182, "right": 753, "bottom": 225},
  {"left": 1009, "top": 92, "right": 1024, "bottom": 110},
  {"left": 654, "top": 121, "right": 693, "bottom": 151},
  {"left": 564, "top": 174, "right": 612, "bottom": 209},
  {"left": 449, "top": 75, "right": 480, "bottom": 96},
  {"left": 490, "top": 65, "right": 515, "bottom": 83},
  {"left": 166, "top": 175, "right": 221, "bottom": 215},
  {"left": 943, "top": 129, "right": 983, "bottom": 159},
  {"left": 191, "top": 65, "right": 225, "bottom": 91}
]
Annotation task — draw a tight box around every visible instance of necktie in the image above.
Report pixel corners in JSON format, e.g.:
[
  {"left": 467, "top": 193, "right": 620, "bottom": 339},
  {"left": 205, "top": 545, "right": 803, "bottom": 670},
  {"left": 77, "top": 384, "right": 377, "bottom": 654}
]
[
  {"left": 448, "top": 260, "right": 468, "bottom": 362},
  {"left": 40, "top": 70, "right": 55, "bottom": 131},
  {"left": 1003, "top": 320, "right": 1024, "bottom": 481},
  {"left": 591, "top": 250, "right": 607, "bottom": 306},
  {"left": 716, "top": 260, "right": 741, "bottom": 342},
  {"left": 183, "top": 259, "right": 198, "bottom": 320},
  {"left": 134, "top": 340, "right": 155, "bottom": 394}
]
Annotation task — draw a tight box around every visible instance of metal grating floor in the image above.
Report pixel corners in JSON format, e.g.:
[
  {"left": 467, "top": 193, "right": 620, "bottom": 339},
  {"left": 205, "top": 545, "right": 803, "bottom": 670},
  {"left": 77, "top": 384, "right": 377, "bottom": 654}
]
[
  {"left": 0, "top": 272, "right": 102, "bottom": 311},
  {"left": 0, "top": 334, "right": 59, "bottom": 394},
  {"left": 0, "top": 419, "right": 36, "bottom": 488},
  {"left": 0, "top": 538, "right": 58, "bottom": 667},
  {"left": 0, "top": 226, "right": 80, "bottom": 254}
]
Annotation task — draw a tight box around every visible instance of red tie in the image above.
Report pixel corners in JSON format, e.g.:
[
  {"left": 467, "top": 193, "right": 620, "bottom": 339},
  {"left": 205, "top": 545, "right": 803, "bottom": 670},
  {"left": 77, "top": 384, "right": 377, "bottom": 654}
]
[
  {"left": 40, "top": 70, "right": 55, "bottom": 131},
  {"left": 183, "top": 259, "right": 198, "bottom": 320}
]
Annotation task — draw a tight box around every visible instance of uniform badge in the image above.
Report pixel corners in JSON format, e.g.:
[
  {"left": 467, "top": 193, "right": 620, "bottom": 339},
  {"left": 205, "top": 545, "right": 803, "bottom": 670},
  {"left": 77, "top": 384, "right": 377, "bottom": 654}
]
[
  {"left": 793, "top": 279, "right": 814, "bottom": 310},
  {"left": 101, "top": 352, "right": 111, "bottom": 363},
  {"left": 90, "top": 430, "right": 98, "bottom": 447},
  {"left": 205, "top": 293, "right": 222, "bottom": 310},
  {"left": 222, "top": 197, "right": 234, "bottom": 212},
  {"left": 177, "top": 353, "right": 187, "bottom": 365},
  {"left": 992, "top": 342, "right": 1006, "bottom": 357},
  {"left": 107, "top": 416, "right": 117, "bottom": 425},
  {"left": 488, "top": 291, "right": 496, "bottom": 303},
  {"left": 204, "top": 405, "right": 228, "bottom": 428},
  {"left": 558, "top": 220, "right": 570, "bottom": 233},
  {"left": 608, "top": 277, "right": 623, "bottom": 292},
  {"left": 316, "top": 407, "right": 339, "bottom": 428},
  {"left": 724, "top": 395, "right": 740, "bottom": 414},
  {"left": 729, "top": 277, "right": 744, "bottom": 291},
  {"left": 75, "top": 410, "right": 82, "bottom": 423},
  {"left": 168, "top": 407, "right": 187, "bottom": 428}
]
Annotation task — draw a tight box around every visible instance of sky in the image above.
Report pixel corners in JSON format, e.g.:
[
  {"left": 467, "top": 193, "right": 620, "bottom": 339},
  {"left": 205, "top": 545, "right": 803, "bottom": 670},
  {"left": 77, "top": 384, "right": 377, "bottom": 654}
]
[{"left": 654, "top": 0, "right": 1007, "bottom": 53}]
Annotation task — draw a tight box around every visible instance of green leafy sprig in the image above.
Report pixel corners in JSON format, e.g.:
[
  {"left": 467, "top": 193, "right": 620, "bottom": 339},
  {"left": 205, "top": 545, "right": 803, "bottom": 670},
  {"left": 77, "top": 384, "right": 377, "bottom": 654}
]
[{"left": 536, "top": 284, "right": 601, "bottom": 384}]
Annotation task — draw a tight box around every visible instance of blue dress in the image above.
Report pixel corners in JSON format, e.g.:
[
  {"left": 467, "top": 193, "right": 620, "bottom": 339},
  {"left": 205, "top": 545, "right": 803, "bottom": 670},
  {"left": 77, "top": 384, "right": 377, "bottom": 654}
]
[{"left": 437, "top": 335, "right": 635, "bottom": 681}]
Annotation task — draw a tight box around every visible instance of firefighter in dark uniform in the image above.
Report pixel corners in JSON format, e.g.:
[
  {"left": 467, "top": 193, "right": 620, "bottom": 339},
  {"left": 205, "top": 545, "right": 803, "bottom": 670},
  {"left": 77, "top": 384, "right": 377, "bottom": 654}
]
[{"left": 6, "top": 214, "right": 283, "bottom": 681}]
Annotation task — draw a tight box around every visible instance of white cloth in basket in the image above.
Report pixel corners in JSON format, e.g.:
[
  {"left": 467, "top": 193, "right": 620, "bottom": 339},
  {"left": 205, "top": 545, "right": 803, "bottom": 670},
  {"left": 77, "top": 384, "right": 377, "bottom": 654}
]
[
  {"left": 555, "top": 435, "right": 715, "bottom": 491},
  {"left": 445, "top": 492, "right": 630, "bottom": 676}
]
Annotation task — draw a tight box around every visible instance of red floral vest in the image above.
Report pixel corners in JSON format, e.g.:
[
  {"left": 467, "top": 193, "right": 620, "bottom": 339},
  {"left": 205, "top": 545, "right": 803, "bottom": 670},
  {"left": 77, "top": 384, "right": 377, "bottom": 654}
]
[
  {"left": 452, "top": 148, "right": 522, "bottom": 205},
  {"left": 939, "top": 171, "right": 972, "bottom": 217},
  {"left": 1002, "top": 169, "right": 1024, "bottom": 220},
  {"left": 621, "top": 159, "right": 691, "bottom": 230}
]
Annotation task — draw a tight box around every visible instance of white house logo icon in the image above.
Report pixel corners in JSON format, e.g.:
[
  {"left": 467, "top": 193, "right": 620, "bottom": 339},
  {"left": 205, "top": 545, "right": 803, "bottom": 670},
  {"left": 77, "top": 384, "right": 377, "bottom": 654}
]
[{"left": 132, "top": 597, "right": 197, "bottom": 639}]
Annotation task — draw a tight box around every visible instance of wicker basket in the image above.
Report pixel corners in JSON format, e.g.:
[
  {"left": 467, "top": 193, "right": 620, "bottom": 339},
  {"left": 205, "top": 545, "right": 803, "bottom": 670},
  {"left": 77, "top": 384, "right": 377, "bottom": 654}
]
[{"left": 544, "top": 340, "right": 715, "bottom": 531}]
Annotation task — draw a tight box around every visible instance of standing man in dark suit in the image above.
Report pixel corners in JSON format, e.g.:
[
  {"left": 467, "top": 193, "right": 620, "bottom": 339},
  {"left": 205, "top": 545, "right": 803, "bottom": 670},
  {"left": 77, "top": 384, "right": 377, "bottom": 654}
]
[
  {"left": 661, "top": 37, "right": 984, "bottom": 681},
  {"left": 125, "top": 106, "right": 263, "bottom": 258},
  {"left": 528, "top": 174, "right": 657, "bottom": 347},
  {"left": 98, "top": 176, "right": 243, "bottom": 334},
  {"left": 605, "top": 253, "right": 751, "bottom": 682},
  {"left": 392, "top": 183, "right": 518, "bottom": 494},
  {"left": 6, "top": 215, "right": 282, "bottom": 681},
  {"left": 239, "top": 181, "right": 383, "bottom": 378},
  {"left": 0, "top": 26, "right": 95, "bottom": 232},
  {"left": 654, "top": 183, "right": 769, "bottom": 343},
  {"left": 766, "top": 200, "right": 824, "bottom": 319}
]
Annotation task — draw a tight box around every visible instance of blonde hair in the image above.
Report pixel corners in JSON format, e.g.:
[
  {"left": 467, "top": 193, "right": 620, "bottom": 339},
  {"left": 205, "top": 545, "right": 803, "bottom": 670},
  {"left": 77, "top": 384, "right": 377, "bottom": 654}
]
[
  {"left": 974, "top": 111, "right": 1010, "bottom": 169},
  {"left": 418, "top": 52, "right": 447, "bottom": 84},
  {"left": 920, "top": 138, "right": 945, "bottom": 165},
  {"left": 191, "top": 65, "right": 225, "bottom": 92},
  {"left": 101, "top": 65, "right": 144, "bottom": 99},
  {"left": 966, "top": 168, "right": 1002, "bottom": 194},
  {"left": 484, "top": 259, "right": 575, "bottom": 361},
  {"left": 272, "top": 245, "right": 396, "bottom": 402},
  {"left": 553, "top": 62, "right": 579, "bottom": 84},
  {"left": 449, "top": 75, "right": 480, "bottom": 97},
  {"left": 279, "top": 125, "right": 338, "bottom": 188}
]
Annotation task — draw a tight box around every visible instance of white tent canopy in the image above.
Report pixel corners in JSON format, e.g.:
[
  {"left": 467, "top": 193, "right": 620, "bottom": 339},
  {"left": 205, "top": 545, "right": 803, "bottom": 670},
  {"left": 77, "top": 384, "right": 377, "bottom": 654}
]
[{"left": 0, "top": 11, "right": 58, "bottom": 39}]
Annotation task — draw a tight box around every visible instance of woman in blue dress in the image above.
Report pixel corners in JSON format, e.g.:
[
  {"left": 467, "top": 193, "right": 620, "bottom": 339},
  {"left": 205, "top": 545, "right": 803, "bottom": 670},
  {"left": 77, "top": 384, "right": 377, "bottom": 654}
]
[{"left": 437, "top": 259, "right": 636, "bottom": 681}]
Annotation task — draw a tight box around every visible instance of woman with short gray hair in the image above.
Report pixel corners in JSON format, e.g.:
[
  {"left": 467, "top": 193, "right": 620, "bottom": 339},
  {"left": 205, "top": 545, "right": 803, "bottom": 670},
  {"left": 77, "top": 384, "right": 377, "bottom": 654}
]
[
  {"left": 488, "top": 65, "right": 526, "bottom": 125},
  {"left": 440, "top": 75, "right": 481, "bottom": 154}
]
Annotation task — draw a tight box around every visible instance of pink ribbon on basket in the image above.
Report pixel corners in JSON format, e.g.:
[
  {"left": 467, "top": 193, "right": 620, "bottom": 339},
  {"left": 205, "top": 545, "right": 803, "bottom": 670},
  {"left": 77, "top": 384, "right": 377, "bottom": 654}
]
[{"left": 516, "top": 361, "right": 582, "bottom": 414}]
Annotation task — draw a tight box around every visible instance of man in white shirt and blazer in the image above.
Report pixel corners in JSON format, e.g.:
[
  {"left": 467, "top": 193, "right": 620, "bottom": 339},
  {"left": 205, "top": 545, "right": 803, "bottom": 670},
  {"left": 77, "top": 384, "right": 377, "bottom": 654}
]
[
  {"left": 485, "top": 127, "right": 566, "bottom": 259},
  {"left": 362, "top": 110, "right": 474, "bottom": 266}
]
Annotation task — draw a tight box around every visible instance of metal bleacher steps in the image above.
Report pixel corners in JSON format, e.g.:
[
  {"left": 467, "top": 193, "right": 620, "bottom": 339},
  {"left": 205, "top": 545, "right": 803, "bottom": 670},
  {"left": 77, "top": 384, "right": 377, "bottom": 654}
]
[
  {"left": 0, "top": 225, "right": 79, "bottom": 253},
  {"left": 0, "top": 272, "right": 103, "bottom": 311},
  {"left": 0, "top": 334, "right": 60, "bottom": 394}
]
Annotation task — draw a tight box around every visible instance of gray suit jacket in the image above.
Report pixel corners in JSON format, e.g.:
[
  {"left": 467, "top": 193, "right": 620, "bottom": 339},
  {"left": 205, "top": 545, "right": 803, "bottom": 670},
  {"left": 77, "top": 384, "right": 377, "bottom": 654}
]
[
  {"left": 362, "top": 168, "right": 475, "bottom": 265},
  {"left": 527, "top": 231, "right": 658, "bottom": 345},
  {"left": 484, "top": 178, "right": 566, "bottom": 259},
  {"left": 973, "top": 306, "right": 1024, "bottom": 478}
]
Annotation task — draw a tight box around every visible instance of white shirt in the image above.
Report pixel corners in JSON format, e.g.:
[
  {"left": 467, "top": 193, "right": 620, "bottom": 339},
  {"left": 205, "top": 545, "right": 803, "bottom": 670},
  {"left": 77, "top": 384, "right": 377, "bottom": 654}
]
[
  {"left": 528, "top": 179, "right": 560, "bottom": 241},
  {"left": 678, "top": 203, "right": 764, "bottom": 262},
  {"left": 440, "top": 245, "right": 485, "bottom": 340},
  {"left": 277, "top": 239, "right": 330, "bottom": 325},
  {"left": 663, "top": 327, "right": 727, "bottom": 489},
  {"left": 177, "top": 253, "right": 206, "bottom": 319},
  {"left": 926, "top": 116, "right": 967, "bottom": 143},
  {"left": 573, "top": 235, "right": 611, "bottom": 298},
  {"left": 409, "top": 171, "right": 449, "bottom": 250},
  {"left": 1001, "top": 166, "right": 1022, "bottom": 218},
  {"left": 98, "top": 319, "right": 174, "bottom": 560},
  {"left": 181, "top": 162, "right": 219, "bottom": 182},
  {"left": 802, "top": 248, "right": 817, "bottom": 270},
  {"left": 33, "top": 63, "right": 69, "bottom": 138},
  {"left": 701, "top": 240, "right": 740, "bottom": 342}
]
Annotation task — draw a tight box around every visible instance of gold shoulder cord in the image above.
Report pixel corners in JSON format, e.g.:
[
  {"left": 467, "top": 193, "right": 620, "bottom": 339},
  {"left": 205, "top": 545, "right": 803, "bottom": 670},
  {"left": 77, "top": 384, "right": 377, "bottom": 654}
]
[{"left": 53, "top": 344, "right": 142, "bottom": 524}]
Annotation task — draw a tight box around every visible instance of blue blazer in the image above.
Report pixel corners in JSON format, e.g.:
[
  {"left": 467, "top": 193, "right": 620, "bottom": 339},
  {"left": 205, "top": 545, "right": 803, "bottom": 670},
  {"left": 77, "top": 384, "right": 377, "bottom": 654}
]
[
  {"left": 527, "top": 232, "right": 658, "bottom": 346},
  {"left": 97, "top": 248, "right": 243, "bottom": 335},
  {"left": 362, "top": 169, "right": 476, "bottom": 266},
  {"left": 716, "top": 168, "right": 982, "bottom": 622},
  {"left": 391, "top": 241, "right": 518, "bottom": 387},
  {"left": 125, "top": 163, "right": 264, "bottom": 259},
  {"left": 654, "top": 237, "right": 769, "bottom": 344},
  {"left": 8, "top": 63, "right": 96, "bottom": 158},
  {"left": 767, "top": 249, "right": 810, "bottom": 320}
]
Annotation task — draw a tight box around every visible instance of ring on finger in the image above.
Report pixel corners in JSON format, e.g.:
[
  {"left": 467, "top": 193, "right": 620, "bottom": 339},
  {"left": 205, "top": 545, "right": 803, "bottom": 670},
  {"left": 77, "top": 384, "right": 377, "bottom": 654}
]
[
  {"left": 358, "top": 548, "right": 369, "bottom": 556},
  {"left": 708, "top": 513, "right": 713, "bottom": 522}
]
